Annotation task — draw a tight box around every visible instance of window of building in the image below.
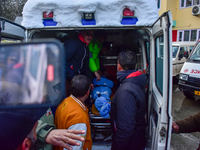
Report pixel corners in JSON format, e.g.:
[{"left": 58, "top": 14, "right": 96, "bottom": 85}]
[
  {"left": 180, "top": 0, "right": 200, "bottom": 8},
  {"left": 186, "top": 0, "right": 192, "bottom": 7},
  {"left": 193, "top": 0, "right": 200, "bottom": 4},
  {"left": 191, "top": 30, "right": 197, "bottom": 41},
  {"left": 179, "top": 32, "right": 183, "bottom": 41},
  {"left": 184, "top": 30, "right": 190, "bottom": 41},
  {"left": 155, "top": 0, "right": 161, "bottom": 9},
  {"left": 177, "top": 29, "right": 200, "bottom": 42}
]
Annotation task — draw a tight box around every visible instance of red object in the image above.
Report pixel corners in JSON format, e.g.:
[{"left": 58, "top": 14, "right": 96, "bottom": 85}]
[
  {"left": 123, "top": 8, "right": 134, "bottom": 16},
  {"left": 78, "top": 33, "right": 89, "bottom": 45},
  {"left": 43, "top": 12, "right": 53, "bottom": 18},
  {"left": 126, "top": 71, "right": 142, "bottom": 79},
  {"left": 13, "top": 63, "right": 23, "bottom": 69},
  {"left": 47, "top": 65, "right": 54, "bottom": 81},
  {"left": 172, "top": 30, "right": 177, "bottom": 42}
]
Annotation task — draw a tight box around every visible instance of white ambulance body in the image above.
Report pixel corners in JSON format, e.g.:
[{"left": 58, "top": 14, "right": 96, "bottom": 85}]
[
  {"left": 0, "top": 0, "right": 173, "bottom": 149},
  {"left": 179, "top": 39, "right": 200, "bottom": 99}
]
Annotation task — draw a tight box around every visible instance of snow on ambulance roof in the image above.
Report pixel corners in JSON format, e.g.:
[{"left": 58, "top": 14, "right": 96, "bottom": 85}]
[{"left": 22, "top": 0, "right": 159, "bottom": 29}]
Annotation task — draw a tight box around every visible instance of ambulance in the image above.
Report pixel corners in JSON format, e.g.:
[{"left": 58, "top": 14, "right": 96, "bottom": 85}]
[
  {"left": 179, "top": 39, "right": 200, "bottom": 99},
  {"left": 0, "top": 0, "right": 173, "bottom": 149},
  {"left": 172, "top": 42, "right": 196, "bottom": 77}
]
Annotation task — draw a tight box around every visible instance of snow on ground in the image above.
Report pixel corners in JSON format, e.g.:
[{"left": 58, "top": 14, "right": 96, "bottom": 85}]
[{"left": 22, "top": 0, "right": 159, "bottom": 29}]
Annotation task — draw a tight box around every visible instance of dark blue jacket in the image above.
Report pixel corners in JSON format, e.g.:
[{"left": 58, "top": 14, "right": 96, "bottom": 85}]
[
  {"left": 64, "top": 37, "right": 92, "bottom": 80},
  {"left": 110, "top": 70, "right": 147, "bottom": 150}
]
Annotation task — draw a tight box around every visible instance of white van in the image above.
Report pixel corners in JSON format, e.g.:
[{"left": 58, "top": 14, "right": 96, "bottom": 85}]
[
  {"left": 172, "top": 42, "right": 196, "bottom": 77},
  {"left": 179, "top": 39, "right": 200, "bottom": 99},
  {"left": 0, "top": 0, "right": 173, "bottom": 149}
]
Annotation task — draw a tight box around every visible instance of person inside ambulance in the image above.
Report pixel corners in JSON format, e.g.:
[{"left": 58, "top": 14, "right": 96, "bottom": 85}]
[
  {"left": 64, "top": 30, "right": 94, "bottom": 111},
  {"left": 88, "top": 31, "right": 108, "bottom": 81},
  {"left": 64, "top": 30, "right": 94, "bottom": 82}
]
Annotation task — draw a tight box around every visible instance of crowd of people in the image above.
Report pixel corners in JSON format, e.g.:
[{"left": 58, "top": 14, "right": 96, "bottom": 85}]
[{"left": 1, "top": 29, "right": 200, "bottom": 150}]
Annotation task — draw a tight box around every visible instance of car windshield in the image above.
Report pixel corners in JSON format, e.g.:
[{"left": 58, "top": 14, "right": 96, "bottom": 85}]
[
  {"left": 172, "top": 46, "right": 179, "bottom": 58},
  {"left": 189, "top": 42, "right": 200, "bottom": 60}
]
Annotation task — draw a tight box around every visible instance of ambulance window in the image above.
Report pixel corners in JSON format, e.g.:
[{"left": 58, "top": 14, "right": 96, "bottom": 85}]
[
  {"left": 30, "top": 50, "right": 40, "bottom": 79},
  {"left": 155, "top": 35, "right": 164, "bottom": 95},
  {"left": 190, "top": 46, "right": 194, "bottom": 52},
  {"left": 184, "top": 30, "right": 189, "bottom": 41},
  {"left": 191, "top": 30, "right": 197, "bottom": 41},
  {"left": 179, "top": 46, "right": 187, "bottom": 55}
]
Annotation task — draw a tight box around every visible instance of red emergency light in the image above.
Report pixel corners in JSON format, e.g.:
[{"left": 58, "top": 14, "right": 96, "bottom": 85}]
[
  {"left": 42, "top": 11, "right": 57, "bottom": 26},
  {"left": 121, "top": 7, "right": 138, "bottom": 25},
  {"left": 123, "top": 8, "right": 134, "bottom": 17},
  {"left": 43, "top": 12, "right": 53, "bottom": 18}
]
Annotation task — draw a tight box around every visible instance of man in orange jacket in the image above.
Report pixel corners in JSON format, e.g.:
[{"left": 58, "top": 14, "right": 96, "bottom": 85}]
[{"left": 54, "top": 75, "right": 92, "bottom": 150}]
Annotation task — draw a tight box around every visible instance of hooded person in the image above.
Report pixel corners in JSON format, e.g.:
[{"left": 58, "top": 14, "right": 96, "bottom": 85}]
[{"left": 110, "top": 51, "right": 147, "bottom": 150}]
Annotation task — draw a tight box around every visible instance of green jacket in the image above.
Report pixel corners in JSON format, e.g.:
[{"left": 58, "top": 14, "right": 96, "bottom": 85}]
[
  {"left": 88, "top": 38, "right": 102, "bottom": 73},
  {"left": 36, "top": 108, "right": 56, "bottom": 150}
]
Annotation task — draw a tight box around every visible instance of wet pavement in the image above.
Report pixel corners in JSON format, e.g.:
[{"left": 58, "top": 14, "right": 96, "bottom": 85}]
[{"left": 170, "top": 79, "right": 200, "bottom": 150}]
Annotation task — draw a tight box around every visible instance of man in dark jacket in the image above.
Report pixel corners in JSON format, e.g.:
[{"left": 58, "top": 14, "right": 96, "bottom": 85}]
[
  {"left": 110, "top": 51, "right": 147, "bottom": 150},
  {"left": 64, "top": 30, "right": 94, "bottom": 81}
]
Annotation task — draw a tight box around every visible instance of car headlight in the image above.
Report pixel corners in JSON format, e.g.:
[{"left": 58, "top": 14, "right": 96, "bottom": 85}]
[{"left": 179, "top": 74, "right": 189, "bottom": 81}]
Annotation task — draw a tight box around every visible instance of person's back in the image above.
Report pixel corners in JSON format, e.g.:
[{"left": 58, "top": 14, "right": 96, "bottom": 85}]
[
  {"left": 110, "top": 51, "right": 147, "bottom": 150},
  {"left": 54, "top": 96, "right": 92, "bottom": 150},
  {"left": 111, "top": 71, "right": 146, "bottom": 149},
  {"left": 54, "top": 75, "right": 92, "bottom": 150}
]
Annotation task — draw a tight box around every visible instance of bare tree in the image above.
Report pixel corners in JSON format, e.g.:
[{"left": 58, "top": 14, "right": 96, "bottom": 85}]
[{"left": 0, "top": 0, "right": 27, "bottom": 21}]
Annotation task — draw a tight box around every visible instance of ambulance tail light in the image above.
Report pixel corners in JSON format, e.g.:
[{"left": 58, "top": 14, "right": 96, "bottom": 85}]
[
  {"left": 121, "top": 7, "right": 138, "bottom": 25},
  {"left": 43, "top": 11, "right": 57, "bottom": 26}
]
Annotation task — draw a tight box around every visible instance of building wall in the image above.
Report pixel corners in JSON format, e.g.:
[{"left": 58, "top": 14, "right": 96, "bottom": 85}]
[{"left": 158, "top": 0, "right": 200, "bottom": 42}]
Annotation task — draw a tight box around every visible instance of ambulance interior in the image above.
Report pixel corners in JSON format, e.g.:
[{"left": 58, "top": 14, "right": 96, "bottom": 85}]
[{"left": 31, "top": 29, "right": 150, "bottom": 143}]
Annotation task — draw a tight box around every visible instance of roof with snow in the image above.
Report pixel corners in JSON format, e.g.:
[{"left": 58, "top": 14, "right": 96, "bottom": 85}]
[{"left": 22, "top": 0, "right": 159, "bottom": 29}]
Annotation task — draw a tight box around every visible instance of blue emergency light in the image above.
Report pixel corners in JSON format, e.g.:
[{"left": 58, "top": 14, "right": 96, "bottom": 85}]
[
  {"left": 121, "top": 18, "right": 138, "bottom": 25},
  {"left": 81, "top": 12, "right": 96, "bottom": 25}
]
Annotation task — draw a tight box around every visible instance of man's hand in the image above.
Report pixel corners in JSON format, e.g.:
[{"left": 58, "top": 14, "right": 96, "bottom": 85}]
[
  {"left": 45, "top": 129, "right": 85, "bottom": 150},
  {"left": 94, "top": 71, "right": 101, "bottom": 81},
  {"left": 172, "top": 121, "right": 179, "bottom": 133}
]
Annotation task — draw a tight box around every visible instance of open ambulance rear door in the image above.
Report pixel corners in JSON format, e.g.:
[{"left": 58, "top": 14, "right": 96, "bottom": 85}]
[{"left": 147, "top": 11, "right": 173, "bottom": 150}]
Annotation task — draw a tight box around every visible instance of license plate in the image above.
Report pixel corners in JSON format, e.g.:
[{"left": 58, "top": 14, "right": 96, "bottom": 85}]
[{"left": 194, "top": 91, "right": 200, "bottom": 96}]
